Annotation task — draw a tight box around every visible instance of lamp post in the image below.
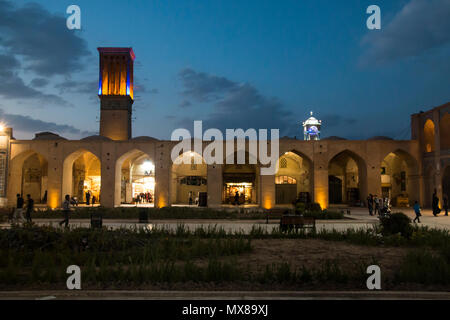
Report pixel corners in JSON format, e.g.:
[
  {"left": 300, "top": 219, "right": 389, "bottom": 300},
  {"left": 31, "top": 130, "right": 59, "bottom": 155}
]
[{"left": 0, "top": 125, "right": 12, "bottom": 207}]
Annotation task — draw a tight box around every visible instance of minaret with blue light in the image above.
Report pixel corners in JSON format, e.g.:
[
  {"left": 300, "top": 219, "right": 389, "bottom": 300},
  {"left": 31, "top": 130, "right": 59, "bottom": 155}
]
[
  {"left": 98, "top": 47, "right": 135, "bottom": 140},
  {"left": 302, "top": 111, "right": 321, "bottom": 141}
]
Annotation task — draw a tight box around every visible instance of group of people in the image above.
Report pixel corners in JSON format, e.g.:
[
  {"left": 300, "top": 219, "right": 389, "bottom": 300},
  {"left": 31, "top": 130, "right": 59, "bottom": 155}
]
[
  {"left": 366, "top": 194, "right": 391, "bottom": 216},
  {"left": 135, "top": 192, "right": 153, "bottom": 204},
  {"left": 367, "top": 188, "right": 449, "bottom": 224},
  {"left": 12, "top": 193, "right": 34, "bottom": 223},
  {"left": 85, "top": 190, "right": 97, "bottom": 206}
]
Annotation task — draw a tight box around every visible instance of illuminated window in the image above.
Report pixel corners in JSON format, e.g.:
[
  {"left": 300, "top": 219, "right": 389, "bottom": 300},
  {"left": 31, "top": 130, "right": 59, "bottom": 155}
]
[
  {"left": 275, "top": 175, "right": 297, "bottom": 184},
  {"left": 180, "top": 176, "right": 207, "bottom": 186},
  {"left": 280, "top": 158, "right": 287, "bottom": 168}
]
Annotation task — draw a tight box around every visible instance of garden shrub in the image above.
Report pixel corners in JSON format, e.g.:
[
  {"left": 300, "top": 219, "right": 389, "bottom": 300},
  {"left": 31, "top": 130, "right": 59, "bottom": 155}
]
[{"left": 380, "top": 212, "right": 413, "bottom": 238}]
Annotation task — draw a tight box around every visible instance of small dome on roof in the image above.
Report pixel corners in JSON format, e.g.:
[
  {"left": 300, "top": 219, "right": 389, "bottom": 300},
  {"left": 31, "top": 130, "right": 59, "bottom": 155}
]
[
  {"left": 131, "top": 136, "right": 159, "bottom": 142},
  {"left": 303, "top": 113, "right": 321, "bottom": 126},
  {"left": 33, "top": 132, "right": 67, "bottom": 140},
  {"left": 81, "top": 135, "right": 112, "bottom": 141},
  {"left": 368, "top": 136, "right": 393, "bottom": 141},
  {"left": 322, "top": 136, "right": 347, "bottom": 140}
]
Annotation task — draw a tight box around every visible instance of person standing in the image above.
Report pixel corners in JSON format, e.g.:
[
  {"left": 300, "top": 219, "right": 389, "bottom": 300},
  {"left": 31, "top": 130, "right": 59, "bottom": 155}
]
[
  {"left": 432, "top": 189, "right": 440, "bottom": 217},
  {"left": 234, "top": 191, "right": 240, "bottom": 205},
  {"left": 59, "top": 194, "right": 71, "bottom": 228},
  {"left": 374, "top": 196, "right": 380, "bottom": 216},
  {"left": 367, "top": 194, "right": 374, "bottom": 216},
  {"left": 444, "top": 195, "right": 449, "bottom": 216},
  {"left": 85, "top": 190, "right": 91, "bottom": 206},
  {"left": 92, "top": 195, "right": 96, "bottom": 206},
  {"left": 413, "top": 201, "right": 422, "bottom": 223},
  {"left": 14, "top": 194, "right": 24, "bottom": 222},
  {"left": 25, "top": 194, "right": 34, "bottom": 223}
]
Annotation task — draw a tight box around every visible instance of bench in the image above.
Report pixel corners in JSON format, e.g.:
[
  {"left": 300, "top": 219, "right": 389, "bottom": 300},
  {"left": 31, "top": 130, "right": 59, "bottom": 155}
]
[
  {"left": 280, "top": 215, "right": 316, "bottom": 232},
  {"left": 265, "top": 208, "right": 293, "bottom": 224}
]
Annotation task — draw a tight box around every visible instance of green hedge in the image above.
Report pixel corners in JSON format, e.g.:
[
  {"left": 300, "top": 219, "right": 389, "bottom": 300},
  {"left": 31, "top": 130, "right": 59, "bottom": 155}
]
[{"left": 0, "top": 206, "right": 344, "bottom": 220}]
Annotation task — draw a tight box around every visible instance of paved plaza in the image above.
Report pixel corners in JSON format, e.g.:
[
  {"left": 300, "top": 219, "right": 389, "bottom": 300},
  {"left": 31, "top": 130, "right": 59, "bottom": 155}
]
[{"left": 2, "top": 207, "right": 449, "bottom": 232}]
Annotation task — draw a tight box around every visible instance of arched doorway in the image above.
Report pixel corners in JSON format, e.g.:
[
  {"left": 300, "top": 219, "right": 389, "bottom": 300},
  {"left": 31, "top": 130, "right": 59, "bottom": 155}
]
[
  {"left": 116, "top": 150, "right": 155, "bottom": 206},
  {"left": 21, "top": 152, "right": 48, "bottom": 203},
  {"left": 440, "top": 113, "right": 450, "bottom": 150},
  {"left": 424, "top": 119, "right": 435, "bottom": 153},
  {"left": 62, "top": 150, "right": 101, "bottom": 205},
  {"left": 380, "top": 150, "right": 419, "bottom": 207},
  {"left": 171, "top": 152, "right": 207, "bottom": 205},
  {"left": 222, "top": 152, "right": 258, "bottom": 205},
  {"left": 328, "top": 150, "right": 367, "bottom": 206},
  {"left": 274, "top": 151, "right": 312, "bottom": 204}
]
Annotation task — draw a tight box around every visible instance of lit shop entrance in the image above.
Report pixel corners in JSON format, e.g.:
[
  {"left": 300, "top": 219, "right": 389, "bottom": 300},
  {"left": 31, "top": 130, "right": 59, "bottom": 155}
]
[
  {"left": 223, "top": 163, "right": 257, "bottom": 205},
  {"left": 117, "top": 150, "right": 155, "bottom": 205}
]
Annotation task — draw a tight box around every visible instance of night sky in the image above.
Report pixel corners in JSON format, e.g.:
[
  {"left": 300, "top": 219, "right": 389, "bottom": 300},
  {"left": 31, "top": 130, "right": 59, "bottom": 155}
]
[{"left": 0, "top": 0, "right": 449, "bottom": 140}]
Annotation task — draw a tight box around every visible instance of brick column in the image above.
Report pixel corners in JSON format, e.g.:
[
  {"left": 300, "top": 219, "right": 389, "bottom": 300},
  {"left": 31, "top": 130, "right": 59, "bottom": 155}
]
[{"left": 207, "top": 164, "right": 222, "bottom": 208}]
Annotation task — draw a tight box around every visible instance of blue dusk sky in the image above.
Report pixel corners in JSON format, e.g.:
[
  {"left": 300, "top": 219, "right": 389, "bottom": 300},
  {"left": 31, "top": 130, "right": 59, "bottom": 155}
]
[{"left": 0, "top": 0, "right": 449, "bottom": 140}]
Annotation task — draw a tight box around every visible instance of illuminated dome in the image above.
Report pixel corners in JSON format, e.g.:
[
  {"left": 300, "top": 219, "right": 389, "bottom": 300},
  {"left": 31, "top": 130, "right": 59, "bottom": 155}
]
[
  {"left": 303, "top": 115, "right": 321, "bottom": 126},
  {"left": 302, "top": 111, "right": 322, "bottom": 141}
]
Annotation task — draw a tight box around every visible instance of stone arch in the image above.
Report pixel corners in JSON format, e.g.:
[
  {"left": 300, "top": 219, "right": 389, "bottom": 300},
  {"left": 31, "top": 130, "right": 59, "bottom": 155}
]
[
  {"left": 171, "top": 151, "right": 207, "bottom": 205},
  {"left": 62, "top": 149, "right": 101, "bottom": 204},
  {"left": 440, "top": 113, "right": 450, "bottom": 150},
  {"left": 424, "top": 119, "right": 435, "bottom": 153},
  {"left": 222, "top": 150, "right": 259, "bottom": 205},
  {"left": 380, "top": 149, "right": 419, "bottom": 207},
  {"left": 274, "top": 150, "right": 313, "bottom": 204},
  {"left": 328, "top": 149, "right": 367, "bottom": 206},
  {"left": 8, "top": 150, "right": 48, "bottom": 206},
  {"left": 114, "top": 149, "right": 154, "bottom": 206}
]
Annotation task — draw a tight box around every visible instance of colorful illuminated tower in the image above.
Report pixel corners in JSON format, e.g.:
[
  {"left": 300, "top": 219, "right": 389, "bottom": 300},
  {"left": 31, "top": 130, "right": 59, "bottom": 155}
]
[
  {"left": 98, "top": 47, "right": 135, "bottom": 140},
  {"left": 302, "top": 111, "right": 321, "bottom": 140}
]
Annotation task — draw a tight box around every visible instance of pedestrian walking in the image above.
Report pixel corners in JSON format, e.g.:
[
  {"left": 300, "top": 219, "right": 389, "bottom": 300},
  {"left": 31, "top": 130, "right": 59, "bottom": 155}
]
[
  {"left": 444, "top": 195, "right": 448, "bottom": 216},
  {"left": 59, "top": 194, "right": 71, "bottom": 228},
  {"left": 432, "top": 189, "right": 440, "bottom": 216},
  {"left": 413, "top": 201, "right": 422, "bottom": 223},
  {"left": 14, "top": 194, "right": 24, "bottom": 222},
  {"left": 25, "top": 194, "right": 34, "bottom": 223}
]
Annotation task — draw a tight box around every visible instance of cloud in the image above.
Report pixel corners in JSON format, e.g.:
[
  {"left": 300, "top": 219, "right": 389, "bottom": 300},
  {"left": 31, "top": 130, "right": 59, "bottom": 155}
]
[
  {"left": 0, "top": 108, "right": 96, "bottom": 137},
  {"left": 320, "top": 114, "right": 356, "bottom": 129},
  {"left": 360, "top": 0, "right": 450, "bottom": 65},
  {"left": 30, "top": 78, "right": 49, "bottom": 88},
  {"left": 179, "top": 100, "right": 192, "bottom": 108},
  {"left": 179, "top": 68, "right": 241, "bottom": 102},
  {"left": 55, "top": 80, "right": 98, "bottom": 95},
  {"left": 0, "top": 0, "right": 90, "bottom": 76},
  {"left": 0, "top": 1, "right": 92, "bottom": 107},
  {"left": 177, "top": 68, "right": 295, "bottom": 136},
  {"left": 0, "top": 54, "right": 70, "bottom": 106}
]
